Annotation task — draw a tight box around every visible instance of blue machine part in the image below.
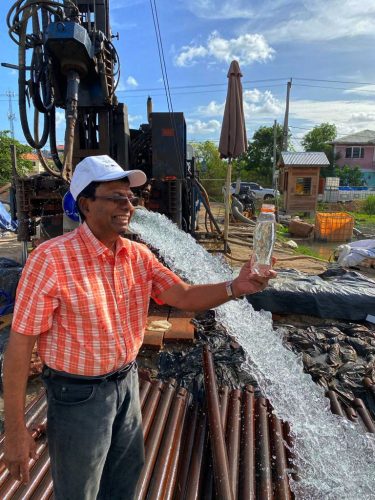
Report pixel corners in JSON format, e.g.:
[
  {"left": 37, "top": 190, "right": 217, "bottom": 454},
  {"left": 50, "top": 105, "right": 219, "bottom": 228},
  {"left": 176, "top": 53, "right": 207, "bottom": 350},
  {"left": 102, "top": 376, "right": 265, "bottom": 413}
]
[{"left": 63, "top": 192, "right": 80, "bottom": 222}]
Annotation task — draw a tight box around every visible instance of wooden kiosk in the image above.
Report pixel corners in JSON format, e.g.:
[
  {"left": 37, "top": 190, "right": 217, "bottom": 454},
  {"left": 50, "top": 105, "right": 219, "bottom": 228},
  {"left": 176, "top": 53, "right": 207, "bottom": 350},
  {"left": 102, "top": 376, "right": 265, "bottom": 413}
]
[{"left": 278, "top": 152, "right": 329, "bottom": 215}]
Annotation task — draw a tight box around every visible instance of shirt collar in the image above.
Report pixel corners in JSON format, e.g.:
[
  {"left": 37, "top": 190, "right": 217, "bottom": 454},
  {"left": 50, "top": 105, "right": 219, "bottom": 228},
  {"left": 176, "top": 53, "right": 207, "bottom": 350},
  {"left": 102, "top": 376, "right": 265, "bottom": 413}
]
[{"left": 78, "top": 222, "right": 130, "bottom": 257}]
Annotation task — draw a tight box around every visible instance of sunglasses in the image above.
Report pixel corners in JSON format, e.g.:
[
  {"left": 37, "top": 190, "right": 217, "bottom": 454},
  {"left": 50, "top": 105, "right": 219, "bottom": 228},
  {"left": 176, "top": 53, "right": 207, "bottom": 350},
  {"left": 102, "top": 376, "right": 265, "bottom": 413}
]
[{"left": 93, "top": 195, "right": 139, "bottom": 206}]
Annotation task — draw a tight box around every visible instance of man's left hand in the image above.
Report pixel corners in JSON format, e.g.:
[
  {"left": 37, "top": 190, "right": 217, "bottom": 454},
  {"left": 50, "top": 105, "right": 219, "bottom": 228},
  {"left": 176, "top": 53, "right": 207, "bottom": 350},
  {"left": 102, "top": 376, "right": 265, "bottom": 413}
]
[{"left": 231, "top": 260, "right": 276, "bottom": 298}]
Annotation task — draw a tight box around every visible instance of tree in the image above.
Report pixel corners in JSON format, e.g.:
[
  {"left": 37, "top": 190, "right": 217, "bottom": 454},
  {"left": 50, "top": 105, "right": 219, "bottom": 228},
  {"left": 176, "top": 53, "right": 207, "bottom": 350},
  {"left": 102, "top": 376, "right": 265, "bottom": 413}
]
[
  {"left": 190, "top": 141, "right": 227, "bottom": 199},
  {"left": 333, "top": 164, "right": 364, "bottom": 186},
  {"left": 0, "top": 131, "right": 34, "bottom": 184},
  {"left": 241, "top": 124, "right": 285, "bottom": 185},
  {"left": 302, "top": 123, "right": 337, "bottom": 177}
]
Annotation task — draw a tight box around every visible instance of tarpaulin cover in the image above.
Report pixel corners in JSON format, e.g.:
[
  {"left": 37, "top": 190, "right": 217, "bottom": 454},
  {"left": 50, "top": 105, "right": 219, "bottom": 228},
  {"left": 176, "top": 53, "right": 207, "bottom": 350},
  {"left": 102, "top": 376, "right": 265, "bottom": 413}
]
[
  {"left": 0, "top": 202, "right": 17, "bottom": 232},
  {"left": 247, "top": 267, "right": 375, "bottom": 320}
]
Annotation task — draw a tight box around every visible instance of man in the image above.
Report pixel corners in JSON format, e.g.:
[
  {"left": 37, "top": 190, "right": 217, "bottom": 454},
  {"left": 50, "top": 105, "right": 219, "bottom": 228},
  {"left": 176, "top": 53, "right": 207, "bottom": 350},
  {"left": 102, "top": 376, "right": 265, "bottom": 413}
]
[{"left": 3, "top": 155, "right": 276, "bottom": 500}]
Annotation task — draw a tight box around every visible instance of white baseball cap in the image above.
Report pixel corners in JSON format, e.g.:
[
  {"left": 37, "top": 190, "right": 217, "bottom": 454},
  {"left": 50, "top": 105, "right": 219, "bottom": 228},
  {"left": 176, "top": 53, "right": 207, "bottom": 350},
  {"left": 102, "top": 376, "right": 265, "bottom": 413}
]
[{"left": 70, "top": 155, "right": 147, "bottom": 200}]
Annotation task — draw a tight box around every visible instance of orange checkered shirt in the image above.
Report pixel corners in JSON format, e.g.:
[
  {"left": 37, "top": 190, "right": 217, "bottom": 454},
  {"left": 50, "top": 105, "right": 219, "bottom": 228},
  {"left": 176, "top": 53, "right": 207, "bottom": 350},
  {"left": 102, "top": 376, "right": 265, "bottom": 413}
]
[{"left": 12, "top": 223, "right": 182, "bottom": 376}]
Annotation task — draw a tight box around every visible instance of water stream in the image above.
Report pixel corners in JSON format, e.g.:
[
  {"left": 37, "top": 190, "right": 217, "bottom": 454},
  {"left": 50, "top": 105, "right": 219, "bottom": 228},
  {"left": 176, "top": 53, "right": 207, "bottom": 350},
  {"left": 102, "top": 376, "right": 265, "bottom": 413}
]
[{"left": 131, "top": 209, "right": 375, "bottom": 500}]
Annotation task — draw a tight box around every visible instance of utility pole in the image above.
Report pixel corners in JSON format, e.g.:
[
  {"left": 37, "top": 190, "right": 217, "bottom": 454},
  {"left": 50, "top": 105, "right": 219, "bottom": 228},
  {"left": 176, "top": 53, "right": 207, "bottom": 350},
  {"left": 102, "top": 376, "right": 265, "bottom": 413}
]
[
  {"left": 6, "top": 90, "right": 16, "bottom": 139},
  {"left": 282, "top": 79, "right": 292, "bottom": 152},
  {"left": 273, "top": 119, "right": 277, "bottom": 188}
]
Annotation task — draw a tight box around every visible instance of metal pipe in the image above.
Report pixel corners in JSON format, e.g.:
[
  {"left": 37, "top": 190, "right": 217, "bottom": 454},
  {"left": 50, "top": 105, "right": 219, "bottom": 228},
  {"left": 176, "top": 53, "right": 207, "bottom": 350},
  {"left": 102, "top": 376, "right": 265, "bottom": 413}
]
[
  {"left": 226, "top": 389, "right": 241, "bottom": 499},
  {"left": 270, "top": 409, "right": 291, "bottom": 500},
  {"left": 136, "top": 379, "right": 177, "bottom": 500},
  {"left": 174, "top": 404, "right": 199, "bottom": 499},
  {"left": 256, "top": 397, "right": 272, "bottom": 500},
  {"left": 146, "top": 387, "right": 189, "bottom": 499},
  {"left": 239, "top": 385, "right": 256, "bottom": 500},
  {"left": 139, "top": 379, "right": 152, "bottom": 409},
  {"left": 326, "top": 390, "right": 346, "bottom": 418},
  {"left": 162, "top": 394, "right": 191, "bottom": 500},
  {"left": 202, "top": 346, "right": 234, "bottom": 500},
  {"left": 344, "top": 406, "right": 359, "bottom": 423},
  {"left": 185, "top": 411, "right": 207, "bottom": 500},
  {"left": 26, "top": 470, "right": 53, "bottom": 500},
  {"left": 141, "top": 380, "right": 163, "bottom": 441},
  {"left": 352, "top": 398, "right": 375, "bottom": 433}
]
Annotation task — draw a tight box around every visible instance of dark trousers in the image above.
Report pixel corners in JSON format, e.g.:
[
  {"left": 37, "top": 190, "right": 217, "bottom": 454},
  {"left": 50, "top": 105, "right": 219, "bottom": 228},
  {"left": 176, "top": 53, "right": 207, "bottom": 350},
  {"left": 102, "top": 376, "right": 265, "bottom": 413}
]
[{"left": 42, "top": 364, "right": 144, "bottom": 500}]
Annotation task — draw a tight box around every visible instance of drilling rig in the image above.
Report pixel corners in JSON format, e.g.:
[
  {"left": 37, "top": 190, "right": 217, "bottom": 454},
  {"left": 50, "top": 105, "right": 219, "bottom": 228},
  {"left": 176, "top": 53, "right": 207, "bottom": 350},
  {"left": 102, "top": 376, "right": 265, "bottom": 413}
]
[{"left": 3, "top": 0, "right": 207, "bottom": 242}]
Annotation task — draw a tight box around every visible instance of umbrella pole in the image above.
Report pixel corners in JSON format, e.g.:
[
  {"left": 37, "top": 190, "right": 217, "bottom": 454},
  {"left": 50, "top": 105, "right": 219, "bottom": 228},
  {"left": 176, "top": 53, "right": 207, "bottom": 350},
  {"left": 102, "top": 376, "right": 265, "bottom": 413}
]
[{"left": 223, "top": 159, "right": 232, "bottom": 252}]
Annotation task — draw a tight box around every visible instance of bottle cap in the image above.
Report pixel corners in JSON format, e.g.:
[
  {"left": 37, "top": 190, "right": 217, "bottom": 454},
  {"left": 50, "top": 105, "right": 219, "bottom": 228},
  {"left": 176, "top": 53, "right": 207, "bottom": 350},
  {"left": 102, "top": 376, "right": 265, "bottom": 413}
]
[{"left": 260, "top": 204, "right": 275, "bottom": 212}]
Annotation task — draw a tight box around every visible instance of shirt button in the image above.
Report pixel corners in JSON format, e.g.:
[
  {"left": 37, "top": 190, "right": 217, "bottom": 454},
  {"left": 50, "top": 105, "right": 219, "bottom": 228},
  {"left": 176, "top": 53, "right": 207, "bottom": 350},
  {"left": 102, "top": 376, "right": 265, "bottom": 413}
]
[{"left": 119, "top": 294, "right": 123, "bottom": 299}]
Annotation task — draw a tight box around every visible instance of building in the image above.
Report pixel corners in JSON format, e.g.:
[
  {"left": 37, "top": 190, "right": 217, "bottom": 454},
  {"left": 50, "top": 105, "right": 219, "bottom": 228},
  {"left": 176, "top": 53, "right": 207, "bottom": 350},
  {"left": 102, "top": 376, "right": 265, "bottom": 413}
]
[
  {"left": 332, "top": 130, "right": 375, "bottom": 187},
  {"left": 279, "top": 152, "right": 329, "bottom": 215},
  {"left": 21, "top": 152, "right": 43, "bottom": 174}
]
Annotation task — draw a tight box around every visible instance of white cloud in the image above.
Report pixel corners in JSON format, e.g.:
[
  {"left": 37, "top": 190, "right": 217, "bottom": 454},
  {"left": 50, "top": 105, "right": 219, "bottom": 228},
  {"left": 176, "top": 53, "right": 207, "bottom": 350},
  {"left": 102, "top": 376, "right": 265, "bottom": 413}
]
[
  {"left": 183, "top": 0, "right": 254, "bottom": 19},
  {"left": 175, "top": 32, "right": 274, "bottom": 67},
  {"left": 55, "top": 110, "right": 65, "bottom": 129},
  {"left": 195, "top": 89, "right": 284, "bottom": 121},
  {"left": 290, "top": 98, "right": 375, "bottom": 137},
  {"left": 175, "top": 46, "right": 208, "bottom": 67},
  {"left": 126, "top": 76, "right": 138, "bottom": 87},
  {"left": 344, "top": 85, "right": 375, "bottom": 96},
  {"left": 265, "top": 0, "right": 375, "bottom": 43},
  {"left": 128, "top": 114, "right": 143, "bottom": 126},
  {"left": 187, "top": 119, "right": 222, "bottom": 134}
]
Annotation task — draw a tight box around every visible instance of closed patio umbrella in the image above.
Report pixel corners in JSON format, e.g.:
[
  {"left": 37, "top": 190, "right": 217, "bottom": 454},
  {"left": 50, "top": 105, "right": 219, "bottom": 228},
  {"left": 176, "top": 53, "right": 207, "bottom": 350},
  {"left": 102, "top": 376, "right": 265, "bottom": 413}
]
[{"left": 218, "top": 60, "right": 247, "bottom": 251}]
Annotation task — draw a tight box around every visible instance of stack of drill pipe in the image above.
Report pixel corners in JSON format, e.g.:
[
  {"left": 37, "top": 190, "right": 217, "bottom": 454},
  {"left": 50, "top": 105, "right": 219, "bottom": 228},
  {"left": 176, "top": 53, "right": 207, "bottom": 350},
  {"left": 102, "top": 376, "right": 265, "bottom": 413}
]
[
  {"left": 0, "top": 376, "right": 295, "bottom": 499},
  {"left": 326, "top": 390, "right": 375, "bottom": 433},
  {"left": 199, "top": 346, "right": 293, "bottom": 500}
]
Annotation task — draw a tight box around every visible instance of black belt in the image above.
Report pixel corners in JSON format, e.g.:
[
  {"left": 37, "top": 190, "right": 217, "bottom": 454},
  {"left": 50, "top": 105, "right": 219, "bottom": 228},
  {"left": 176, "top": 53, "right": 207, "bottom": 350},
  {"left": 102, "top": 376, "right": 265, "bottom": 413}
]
[{"left": 42, "top": 362, "right": 135, "bottom": 385}]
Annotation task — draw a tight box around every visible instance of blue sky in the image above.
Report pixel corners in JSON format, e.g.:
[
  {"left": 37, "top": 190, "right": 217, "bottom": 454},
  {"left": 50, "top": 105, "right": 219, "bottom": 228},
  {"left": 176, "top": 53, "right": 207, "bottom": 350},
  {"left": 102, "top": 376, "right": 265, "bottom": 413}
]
[{"left": 1, "top": 0, "right": 375, "bottom": 149}]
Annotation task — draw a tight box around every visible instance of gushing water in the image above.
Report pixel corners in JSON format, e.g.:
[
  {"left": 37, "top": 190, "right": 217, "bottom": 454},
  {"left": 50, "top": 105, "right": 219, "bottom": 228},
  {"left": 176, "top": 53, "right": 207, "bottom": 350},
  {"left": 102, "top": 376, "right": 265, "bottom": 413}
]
[{"left": 131, "top": 209, "right": 375, "bottom": 500}]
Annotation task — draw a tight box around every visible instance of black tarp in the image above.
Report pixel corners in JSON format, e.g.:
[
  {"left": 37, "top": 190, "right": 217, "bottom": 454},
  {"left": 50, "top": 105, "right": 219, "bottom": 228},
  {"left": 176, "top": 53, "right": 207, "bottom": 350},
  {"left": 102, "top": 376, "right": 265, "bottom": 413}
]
[{"left": 247, "top": 267, "right": 375, "bottom": 320}]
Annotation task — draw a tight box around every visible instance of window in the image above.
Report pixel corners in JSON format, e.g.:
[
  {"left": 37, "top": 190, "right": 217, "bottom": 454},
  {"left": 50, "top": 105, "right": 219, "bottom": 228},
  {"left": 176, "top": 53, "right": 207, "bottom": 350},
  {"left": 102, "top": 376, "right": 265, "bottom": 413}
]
[
  {"left": 295, "top": 177, "right": 312, "bottom": 195},
  {"left": 345, "top": 147, "right": 364, "bottom": 159}
]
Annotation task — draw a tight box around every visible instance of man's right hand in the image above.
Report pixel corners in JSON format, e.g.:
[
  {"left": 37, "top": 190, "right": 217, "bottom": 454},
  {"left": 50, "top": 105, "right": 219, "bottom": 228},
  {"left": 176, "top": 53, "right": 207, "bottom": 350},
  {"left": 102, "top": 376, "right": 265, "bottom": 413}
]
[{"left": 4, "top": 427, "right": 37, "bottom": 484}]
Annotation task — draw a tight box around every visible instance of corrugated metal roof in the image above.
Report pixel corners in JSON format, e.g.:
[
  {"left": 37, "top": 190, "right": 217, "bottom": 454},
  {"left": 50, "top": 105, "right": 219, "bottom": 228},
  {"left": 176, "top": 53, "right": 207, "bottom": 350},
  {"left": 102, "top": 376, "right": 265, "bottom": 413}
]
[
  {"left": 281, "top": 151, "right": 330, "bottom": 166},
  {"left": 333, "top": 129, "right": 375, "bottom": 145}
]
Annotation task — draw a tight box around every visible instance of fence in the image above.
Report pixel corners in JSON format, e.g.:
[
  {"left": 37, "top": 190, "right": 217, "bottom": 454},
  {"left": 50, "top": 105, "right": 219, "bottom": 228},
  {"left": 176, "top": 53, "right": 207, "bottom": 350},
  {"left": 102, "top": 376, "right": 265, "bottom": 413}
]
[{"left": 320, "top": 187, "right": 375, "bottom": 203}]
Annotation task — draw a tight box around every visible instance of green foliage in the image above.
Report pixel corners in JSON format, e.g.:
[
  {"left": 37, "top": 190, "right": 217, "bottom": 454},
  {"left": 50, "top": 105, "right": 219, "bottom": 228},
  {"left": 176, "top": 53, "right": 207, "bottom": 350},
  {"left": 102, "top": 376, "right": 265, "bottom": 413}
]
[
  {"left": 241, "top": 124, "right": 285, "bottom": 185},
  {"left": 333, "top": 164, "right": 364, "bottom": 186},
  {"left": 362, "top": 195, "right": 375, "bottom": 215},
  {"left": 0, "top": 131, "right": 33, "bottom": 184},
  {"left": 191, "top": 141, "right": 227, "bottom": 198},
  {"left": 302, "top": 123, "right": 337, "bottom": 177}
]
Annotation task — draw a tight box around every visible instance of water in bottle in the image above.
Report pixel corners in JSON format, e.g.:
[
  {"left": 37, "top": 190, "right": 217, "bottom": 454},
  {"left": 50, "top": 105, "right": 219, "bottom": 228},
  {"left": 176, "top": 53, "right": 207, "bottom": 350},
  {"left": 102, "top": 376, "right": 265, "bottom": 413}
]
[{"left": 251, "top": 204, "right": 276, "bottom": 276}]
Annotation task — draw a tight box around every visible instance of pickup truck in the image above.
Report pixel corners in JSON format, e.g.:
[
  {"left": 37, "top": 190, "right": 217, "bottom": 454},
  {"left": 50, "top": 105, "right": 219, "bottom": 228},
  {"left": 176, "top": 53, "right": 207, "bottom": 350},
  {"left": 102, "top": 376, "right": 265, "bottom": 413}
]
[{"left": 230, "top": 182, "right": 279, "bottom": 200}]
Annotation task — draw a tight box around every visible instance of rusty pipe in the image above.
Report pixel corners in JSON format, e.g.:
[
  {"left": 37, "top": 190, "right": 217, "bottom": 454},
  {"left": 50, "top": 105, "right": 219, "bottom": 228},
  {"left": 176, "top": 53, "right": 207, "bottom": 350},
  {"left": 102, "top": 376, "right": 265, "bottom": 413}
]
[
  {"left": 185, "top": 411, "right": 207, "bottom": 500},
  {"left": 256, "top": 397, "right": 272, "bottom": 500},
  {"left": 136, "top": 379, "right": 177, "bottom": 500},
  {"left": 352, "top": 398, "right": 375, "bottom": 433},
  {"left": 270, "top": 409, "right": 292, "bottom": 500},
  {"left": 146, "top": 387, "right": 189, "bottom": 499},
  {"left": 174, "top": 404, "right": 199, "bottom": 499},
  {"left": 141, "top": 380, "right": 163, "bottom": 441},
  {"left": 139, "top": 379, "right": 152, "bottom": 409},
  {"left": 239, "top": 385, "right": 256, "bottom": 500},
  {"left": 162, "top": 393, "right": 191, "bottom": 500},
  {"left": 202, "top": 346, "right": 234, "bottom": 500},
  {"left": 326, "top": 390, "right": 346, "bottom": 418},
  {"left": 201, "top": 385, "right": 231, "bottom": 499},
  {"left": 226, "top": 389, "right": 241, "bottom": 499}
]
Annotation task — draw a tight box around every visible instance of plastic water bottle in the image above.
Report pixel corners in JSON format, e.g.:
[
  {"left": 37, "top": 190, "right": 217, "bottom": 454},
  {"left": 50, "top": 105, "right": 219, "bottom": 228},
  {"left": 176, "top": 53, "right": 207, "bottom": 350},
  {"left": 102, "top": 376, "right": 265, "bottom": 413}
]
[{"left": 251, "top": 204, "right": 276, "bottom": 276}]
